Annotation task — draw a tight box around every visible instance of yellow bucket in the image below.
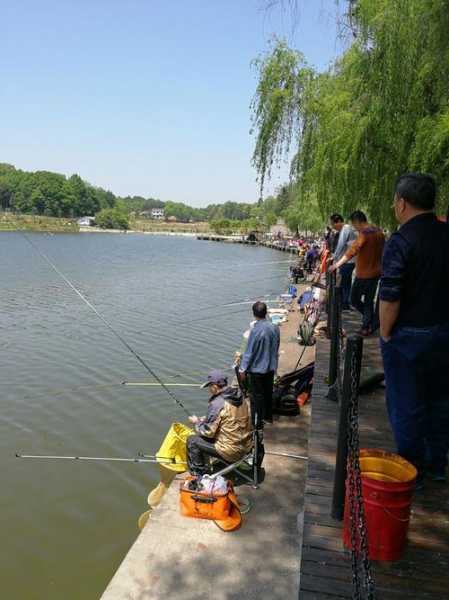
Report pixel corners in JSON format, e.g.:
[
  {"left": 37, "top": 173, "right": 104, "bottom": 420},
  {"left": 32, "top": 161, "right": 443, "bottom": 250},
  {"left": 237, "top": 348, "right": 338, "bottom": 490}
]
[
  {"left": 359, "top": 449, "right": 417, "bottom": 483},
  {"left": 156, "top": 422, "right": 193, "bottom": 472}
]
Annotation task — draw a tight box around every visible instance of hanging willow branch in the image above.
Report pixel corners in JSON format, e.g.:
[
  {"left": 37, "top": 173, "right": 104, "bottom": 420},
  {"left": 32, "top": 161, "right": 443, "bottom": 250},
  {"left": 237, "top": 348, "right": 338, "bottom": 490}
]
[
  {"left": 251, "top": 0, "right": 449, "bottom": 226},
  {"left": 250, "top": 39, "right": 313, "bottom": 196}
]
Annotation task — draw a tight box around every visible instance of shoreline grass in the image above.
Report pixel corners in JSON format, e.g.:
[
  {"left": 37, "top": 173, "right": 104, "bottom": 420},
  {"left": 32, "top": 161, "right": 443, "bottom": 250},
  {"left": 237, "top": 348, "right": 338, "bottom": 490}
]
[{"left": 0, "top": 213, "right": 211, "bottom": 234}]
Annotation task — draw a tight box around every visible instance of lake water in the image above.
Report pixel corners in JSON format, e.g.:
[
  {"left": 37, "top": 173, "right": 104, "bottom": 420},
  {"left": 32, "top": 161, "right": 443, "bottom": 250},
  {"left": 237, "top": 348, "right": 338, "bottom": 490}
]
[{"left": 0, "top": 232, "right": 291, "bottom": 600}]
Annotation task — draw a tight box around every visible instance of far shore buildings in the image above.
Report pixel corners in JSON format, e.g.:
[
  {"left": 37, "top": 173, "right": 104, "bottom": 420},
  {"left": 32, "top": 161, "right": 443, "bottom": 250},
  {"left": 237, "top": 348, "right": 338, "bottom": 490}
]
[
  {"left": 77, "top": 216, "right": 95, "bottom": 227},
  {"left": 139, "top": 208, "right": 165, "bottom": 220},
  {"left": 270, "top": 218, "right": 290, "bottom": 238},
  {"left": 151, "top": 208, "right": 165, "bottom": 220}
]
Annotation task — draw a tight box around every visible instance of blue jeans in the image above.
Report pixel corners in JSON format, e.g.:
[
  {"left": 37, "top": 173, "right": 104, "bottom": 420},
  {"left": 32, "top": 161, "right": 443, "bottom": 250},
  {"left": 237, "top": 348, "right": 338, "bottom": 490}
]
[
  {"left": 351, "top": 277, "right": 379, "bottom": 330},
  {"left": 339, "top": 263, "right": 355, "bottom": 309},
  {"left": 381, "top": 325, "right": 449, "bottom": 475}
]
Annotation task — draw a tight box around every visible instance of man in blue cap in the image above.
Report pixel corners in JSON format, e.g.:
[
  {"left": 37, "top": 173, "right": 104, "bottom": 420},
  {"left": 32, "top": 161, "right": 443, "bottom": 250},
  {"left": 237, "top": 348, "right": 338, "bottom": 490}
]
[{"left": 186, "top": 370, "right": 252, "bottom": 476}]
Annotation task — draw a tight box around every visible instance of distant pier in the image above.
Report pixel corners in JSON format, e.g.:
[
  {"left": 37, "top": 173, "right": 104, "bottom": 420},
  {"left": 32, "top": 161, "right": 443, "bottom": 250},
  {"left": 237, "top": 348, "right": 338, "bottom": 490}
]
[{"left": 197, "top": 234, "right": 299, "bottom": 253}]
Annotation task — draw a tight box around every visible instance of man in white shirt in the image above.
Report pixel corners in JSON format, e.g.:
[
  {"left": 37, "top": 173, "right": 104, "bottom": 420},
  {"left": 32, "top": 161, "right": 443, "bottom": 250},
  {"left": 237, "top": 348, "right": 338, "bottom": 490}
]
[{"left": 329, "top": 213, "right": 357, "bottom": 310}]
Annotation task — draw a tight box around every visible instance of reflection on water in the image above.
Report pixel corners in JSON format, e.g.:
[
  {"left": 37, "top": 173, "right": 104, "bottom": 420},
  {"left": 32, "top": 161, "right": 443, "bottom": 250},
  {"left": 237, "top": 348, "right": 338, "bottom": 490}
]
[{"left": 0, "top": 232, "right": 290, "bottom": 600}]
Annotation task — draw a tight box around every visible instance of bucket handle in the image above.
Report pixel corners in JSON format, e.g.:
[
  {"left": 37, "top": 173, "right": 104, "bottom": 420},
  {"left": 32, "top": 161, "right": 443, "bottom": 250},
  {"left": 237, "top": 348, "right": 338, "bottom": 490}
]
[
  {"left": 368, "top": 492, "right": 411, "bottom": 522},
  {"left": 382, "top": 507, "right": 410, "bottom": 523}
]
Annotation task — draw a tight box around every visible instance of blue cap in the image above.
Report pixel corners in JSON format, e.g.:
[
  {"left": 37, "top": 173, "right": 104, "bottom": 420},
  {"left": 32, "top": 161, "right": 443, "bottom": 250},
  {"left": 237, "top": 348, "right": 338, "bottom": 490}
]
[{"left": 201, "top": 370, "right": 228, "bottom": 389}]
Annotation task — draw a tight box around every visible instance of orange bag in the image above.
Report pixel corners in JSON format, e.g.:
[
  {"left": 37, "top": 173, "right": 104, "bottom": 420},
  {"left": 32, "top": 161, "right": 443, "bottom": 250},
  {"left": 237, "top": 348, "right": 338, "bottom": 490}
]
[{"left": 179, "top": 477, "right": 241, "bottom": 531}]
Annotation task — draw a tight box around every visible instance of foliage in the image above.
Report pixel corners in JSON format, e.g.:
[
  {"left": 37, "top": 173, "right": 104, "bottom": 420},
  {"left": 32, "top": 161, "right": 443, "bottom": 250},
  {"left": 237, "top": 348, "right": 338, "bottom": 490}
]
[
  {"left": 251, "top": 2, "right": 449, "bottom": 228},
  {"left": 164, "top": 201, "right": 206, "bottom": 222},
  {"left": 95, "top": 207, "right": 129, "bottom": 230},
  {"left": 251, "top": 39, "right": 312, "bottom": 195},
  {"left": 123, "top": 195, "right": 164, "bottom": 214},
  {"left": 0, "top": 164, "right": 110, "bottom": 218},
  {"left": 210, "top": 219, "right": 234, "bottom": 234}
]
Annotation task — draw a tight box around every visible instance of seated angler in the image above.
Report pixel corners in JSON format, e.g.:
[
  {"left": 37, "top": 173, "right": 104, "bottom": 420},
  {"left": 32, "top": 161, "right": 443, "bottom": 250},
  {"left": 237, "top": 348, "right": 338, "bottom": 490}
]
[{"left": 187, "top": 370, "right": 252, "bottom": 477}]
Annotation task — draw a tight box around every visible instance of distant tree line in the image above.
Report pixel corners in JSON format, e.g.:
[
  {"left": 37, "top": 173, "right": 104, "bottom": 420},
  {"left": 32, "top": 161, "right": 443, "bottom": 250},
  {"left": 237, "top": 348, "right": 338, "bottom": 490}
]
[
  {"left": 0, "top": 162, "right": 317, "bottom": 232},
  {"left": 0, "top": 163, "right": 116, "bottom": 217}
]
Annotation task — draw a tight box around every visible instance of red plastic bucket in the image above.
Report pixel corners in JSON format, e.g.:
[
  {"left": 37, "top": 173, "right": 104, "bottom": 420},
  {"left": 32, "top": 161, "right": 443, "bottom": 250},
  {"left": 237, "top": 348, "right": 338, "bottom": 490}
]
[{"left": 343, "top": 448, "right": 417, "bottom": 561}]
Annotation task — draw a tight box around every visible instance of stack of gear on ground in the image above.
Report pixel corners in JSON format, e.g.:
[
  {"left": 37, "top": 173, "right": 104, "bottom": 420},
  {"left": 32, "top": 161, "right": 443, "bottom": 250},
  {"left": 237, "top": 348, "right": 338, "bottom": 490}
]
[
  {"left": 272, "top": 362, "right": 314, "bottom": 415},
  {"left": 179, "top": 475, "right": 242, "bottom": 531}
]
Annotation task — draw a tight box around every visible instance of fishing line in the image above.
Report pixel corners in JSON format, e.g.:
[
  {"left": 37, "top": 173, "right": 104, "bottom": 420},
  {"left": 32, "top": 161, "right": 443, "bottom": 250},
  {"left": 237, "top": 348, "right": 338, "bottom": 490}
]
[
  {"left": 178, "top": 296, "right": 289, "bottom": 328},
  {"left": 178, "top": 305, "right": 255, "bottom": 326},
  {"left": 21, "top": 233, "right": 191, "bottom": 418},
  {"left": 4, "top": 379, "right": 204, "bottom": 403}
]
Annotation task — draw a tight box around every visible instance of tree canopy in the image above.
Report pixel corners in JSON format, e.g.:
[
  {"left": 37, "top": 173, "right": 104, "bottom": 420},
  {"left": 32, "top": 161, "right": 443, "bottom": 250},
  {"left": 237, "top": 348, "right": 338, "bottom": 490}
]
[
  {"left": 1, "top": 163, "right": 303, "bottom": 230},
  {"left": 0, "top": 164, "right": 111, "bottom": 218},
  {"left": 251, "top": 0, "right": 449, "bottom": 228}
]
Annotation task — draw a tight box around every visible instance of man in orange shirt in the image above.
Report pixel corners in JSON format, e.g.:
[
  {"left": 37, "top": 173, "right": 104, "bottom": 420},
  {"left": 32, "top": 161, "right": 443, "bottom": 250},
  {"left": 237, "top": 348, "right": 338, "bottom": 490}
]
[{"left": 330, "top": 210, "right": 385, "bottom": 335}]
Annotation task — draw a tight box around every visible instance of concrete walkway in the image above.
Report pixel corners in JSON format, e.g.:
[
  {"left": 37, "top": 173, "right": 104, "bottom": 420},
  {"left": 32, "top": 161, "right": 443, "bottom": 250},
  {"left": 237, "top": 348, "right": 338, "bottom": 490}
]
[{"left": 101, "top": 297, "right": 314, "bottom": 600}]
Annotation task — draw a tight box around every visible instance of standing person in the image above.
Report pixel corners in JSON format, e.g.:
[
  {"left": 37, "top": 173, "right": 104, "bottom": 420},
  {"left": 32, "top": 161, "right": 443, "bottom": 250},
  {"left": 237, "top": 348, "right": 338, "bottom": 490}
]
[
  {"left": 239, "top": 301, "right": 280, "bottom": 428},
  {"left": 329, "top": 213, "right": 357, "bottom": 310},
  {"left": 305, "top": 245, "right": 319, "bottom": 273},
  {"left": 330, "top": 211, "right": 385, "bottom": 335},
  {"left": 380, "top": 173, "right": 449, "bottom": 485}
]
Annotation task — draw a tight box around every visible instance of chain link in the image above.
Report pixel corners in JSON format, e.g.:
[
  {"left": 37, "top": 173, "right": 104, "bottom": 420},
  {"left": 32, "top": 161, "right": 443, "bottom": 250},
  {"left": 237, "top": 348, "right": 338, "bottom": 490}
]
[
  {"left": 327, "top": 277, "right": 343, "bottom": 402},
  {"left": 346, "top": 349, "right": 376, "bottom": 600}
]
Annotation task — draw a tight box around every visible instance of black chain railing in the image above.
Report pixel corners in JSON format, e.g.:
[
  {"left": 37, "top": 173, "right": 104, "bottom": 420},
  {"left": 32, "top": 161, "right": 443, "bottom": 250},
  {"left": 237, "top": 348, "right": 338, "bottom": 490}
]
[
  {"left": 327, "top": 270, "right": 343, "bottom": 402},
  {"left": 331, "top": 334, "right": 376, "bottom": 600},
  {"left": 332, "top": 335, "right": 363, "bottom": 520}
]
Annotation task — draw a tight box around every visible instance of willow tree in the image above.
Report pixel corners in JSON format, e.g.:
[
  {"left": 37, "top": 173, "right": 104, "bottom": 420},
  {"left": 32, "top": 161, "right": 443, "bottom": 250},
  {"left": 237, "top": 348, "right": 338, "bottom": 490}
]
[{"left": 252, "top": 0, "right": 449, "bottom": 228}]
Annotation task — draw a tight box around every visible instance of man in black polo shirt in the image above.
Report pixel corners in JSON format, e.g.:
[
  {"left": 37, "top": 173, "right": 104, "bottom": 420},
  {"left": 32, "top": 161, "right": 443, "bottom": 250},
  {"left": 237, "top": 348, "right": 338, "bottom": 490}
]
[{"left": 379, "top": 173, "right": 449, "bottom": 485}]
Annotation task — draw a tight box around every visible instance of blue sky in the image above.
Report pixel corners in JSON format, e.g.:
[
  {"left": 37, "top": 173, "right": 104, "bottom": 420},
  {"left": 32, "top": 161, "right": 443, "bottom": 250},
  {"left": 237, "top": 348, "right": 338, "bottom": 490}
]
[{"left": 1, "top": 1, "right": 345, "bottom": 206}]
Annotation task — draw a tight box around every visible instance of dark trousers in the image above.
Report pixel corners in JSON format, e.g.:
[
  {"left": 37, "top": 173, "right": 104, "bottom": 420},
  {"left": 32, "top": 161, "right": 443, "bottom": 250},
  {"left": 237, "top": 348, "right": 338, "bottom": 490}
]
[
  {"left": 305, "top": 258, "right": 315, "bottom": 273},
  {"left": 187, "top": 434, "right": 222, "bottom": 476},
  {"left": 249, "top": 371, "right": 274, "bottom": 428},
  {"left": 351, "top": 276, "right": 379, "bottom": 330},
  {"left": 339, "top": 262, "right": 355, "bottom": 309},
  {"left": 381, "top": 325, "right": 449, "bottom": 476}
]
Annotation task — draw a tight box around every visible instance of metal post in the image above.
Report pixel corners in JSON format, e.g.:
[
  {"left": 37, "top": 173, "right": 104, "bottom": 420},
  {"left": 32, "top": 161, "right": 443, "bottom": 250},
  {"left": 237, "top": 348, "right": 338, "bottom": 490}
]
[
  {"left": 331, "top": 335, "right": 363, "bottom": 520},
  {"left": 326, "top": 270, "right": 333, "bottom": 338},
  {"left": 327, "top": 276, "right": 341, "bottom": 401}
]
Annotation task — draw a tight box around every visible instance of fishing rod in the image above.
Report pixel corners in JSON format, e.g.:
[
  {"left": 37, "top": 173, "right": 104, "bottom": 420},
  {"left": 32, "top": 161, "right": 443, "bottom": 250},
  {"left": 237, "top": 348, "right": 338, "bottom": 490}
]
[
  {"left": 137, "top": 450, "right": 307, "bottom": 461},
  {"left": 15, "top": 449, "right": 306, "bottom": 465},
  {"left": 179, "top": 295, "right": 290, "bottom": 328},
  {"left": 122, "top": 382, "right": 201, "bottom": 387},
  {"left": 21, "top": 232, "right": 191, "bottom": 418},
  {"left": 173, "top": 292, "right": 282, "bottom": 322},
  {"left": 175, "top": 263, "right": 294, "bottom": 320},
  {"left": 15, "top": 452, "right": 187, "bottom": 465},
  {"left": 265, "top": 450, "right": 308, "bottom": 461}
]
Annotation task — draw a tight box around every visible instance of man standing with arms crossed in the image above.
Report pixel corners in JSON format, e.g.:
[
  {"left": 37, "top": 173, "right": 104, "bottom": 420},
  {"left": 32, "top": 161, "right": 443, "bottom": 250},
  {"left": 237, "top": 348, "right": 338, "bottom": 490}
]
[
  {"left": 239, "top": 301, "right": 280, "bottom": 429},
  {"left": 379, "top": 173, "right": 449, "bottom": 486}
]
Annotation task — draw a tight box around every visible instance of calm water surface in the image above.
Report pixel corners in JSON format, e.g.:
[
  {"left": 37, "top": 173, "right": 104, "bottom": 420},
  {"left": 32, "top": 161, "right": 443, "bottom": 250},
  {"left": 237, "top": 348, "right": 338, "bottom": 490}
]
[{"left": 0, "top": 232, "right": 290, "bottom": 600}]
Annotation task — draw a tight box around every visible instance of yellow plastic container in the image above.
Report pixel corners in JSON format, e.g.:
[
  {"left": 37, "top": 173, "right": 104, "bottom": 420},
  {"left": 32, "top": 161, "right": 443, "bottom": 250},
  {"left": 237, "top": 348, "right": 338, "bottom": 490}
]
[
  {"left": 156, "top": 422, "right": 193, "bottom": 472},
  {"left": 359, "top": 449, "right": 417, "bottom": 483}
]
